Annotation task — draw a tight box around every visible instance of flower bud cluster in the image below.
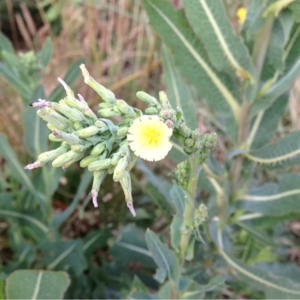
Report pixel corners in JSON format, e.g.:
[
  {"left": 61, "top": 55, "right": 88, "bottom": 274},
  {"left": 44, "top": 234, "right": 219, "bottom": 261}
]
[{"left": 172, "top": 160, "right": 191, "bottom": 189}]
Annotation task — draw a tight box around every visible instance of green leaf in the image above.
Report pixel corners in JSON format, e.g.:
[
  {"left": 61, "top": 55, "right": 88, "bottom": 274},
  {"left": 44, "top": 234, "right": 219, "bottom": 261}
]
[
  {"left": 264, "top": 0, "right": 296, "bottom": 17},
  {"left": 285, "top": 24, "right": 300, "bottom": 70},
  {"left": 48, "top": 58, "right": 85, "bottom": 102},
  {"left": 240, "top": 174, "right": 300, "bottom": 215},
  {"left": 145, "top": 229, "right": 180, "bottom": 285},
  {"left": 0, "top": 32, "right": 15, "bottom": 55},
  {"left": 51, "top": 170, "right": 92, "bottom": 228},
  {"left": 218, "top": 230, "right": 300, "bottom": 299},
  {"left": 247, "top": 131, "right": 300, "bottom": 164},
  {"left": 251, "top": 55, "right": 300, "bottom": 116},
  {"left": 111, "top": 224, "right": 155, "bottom": 269},
  {"left": 39, "top": 37, "right": 53, "bottom": 68},
  {"left": 0, "top": 135, "right": 44, "bottom": 202},
  {"left": 0, "top": 62, "right": 31, "bottom": 99},
  {"left": 179, "top": 275, "right": 226, "bottom": 299},
  {"left": 249, "top": 95, "right": 287, "bottom": 149},
  {"left": 143, "top": 0, "right": 241, "bottom": 121},
  {"left": 183, "top": 0, "right": 255, "bottom": 82},
  {"left": 5, "top": 270, "right": 70, "bottom": 299},
  {"left": 23, "top": 86, "right": 48, "bottom": 158},
  {"left": 170, "top": 184, "right": 186, "bottom": 251},
  {"left": 162, "top": 46, "right": 197, "bottom": 129},
  {"left": 40, "top": 240, "right": 86, "bottom": 276},
  {"left": 83, "top": 228, "right": 111, "bottom": 257}
]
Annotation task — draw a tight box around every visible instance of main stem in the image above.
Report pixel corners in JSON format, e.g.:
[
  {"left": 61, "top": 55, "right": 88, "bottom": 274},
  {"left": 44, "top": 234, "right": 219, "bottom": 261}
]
[{"left": 179, "top": 156, "right": 199, "bottom": 264}]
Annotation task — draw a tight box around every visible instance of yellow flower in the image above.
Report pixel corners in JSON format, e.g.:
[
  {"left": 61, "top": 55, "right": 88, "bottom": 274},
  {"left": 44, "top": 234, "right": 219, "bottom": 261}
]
[
  {"left": 237, "top": 7, "right": 247, "bottom": 25},
  {"left": 127, "top": 115, "right": 173, "bottom": 161}
]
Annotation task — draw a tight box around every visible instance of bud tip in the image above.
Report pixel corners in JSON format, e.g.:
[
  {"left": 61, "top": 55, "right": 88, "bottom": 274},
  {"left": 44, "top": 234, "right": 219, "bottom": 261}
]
[{"left": 127, "top": 202, "right": 136, "bottom": 217}]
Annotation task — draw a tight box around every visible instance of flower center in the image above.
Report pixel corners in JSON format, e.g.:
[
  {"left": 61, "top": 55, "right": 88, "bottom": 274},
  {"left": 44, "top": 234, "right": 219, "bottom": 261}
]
[{"left": 143, "top": 126, "right": 162, "bottom": 147}]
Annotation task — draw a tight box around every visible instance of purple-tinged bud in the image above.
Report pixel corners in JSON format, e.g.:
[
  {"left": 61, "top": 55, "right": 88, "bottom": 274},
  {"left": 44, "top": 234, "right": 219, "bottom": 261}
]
[
  {"left": 24, "top": 161, "right": 40, "bottom": 170},
  {"left": 127, "top": 202, "right": 136, "bottom": 217},
  {"left": 82, "top": 107, "right": 98, "bottom": 121},
  {"left": 165, "top": 120, "right": 174, "bottom": 129},
  {"left": 113, "top": 156, "right": 129, "bottom": 182},
  {"left": 53, "top": 130, "right": 82, "bottom": 145},
  {"left": 119, "top": 170, "right": 135, "bottom": 217},
  {"left": 30, "top": 99, "right": 51, "bottom": 108},
  {"left": 52, "top": 102, "right": 86, "bottom": 122},
  {"left": 77, "top": 94, "right": 87, "bottom": 104},
  {"left": 91, "top": 170, "right": 107, "bottom": 207}
]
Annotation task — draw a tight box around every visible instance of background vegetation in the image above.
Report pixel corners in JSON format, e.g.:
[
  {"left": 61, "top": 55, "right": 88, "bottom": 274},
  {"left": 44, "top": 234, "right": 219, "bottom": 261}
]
[{"left": 0, "top": 0, "right": 300, "bottom": 299}]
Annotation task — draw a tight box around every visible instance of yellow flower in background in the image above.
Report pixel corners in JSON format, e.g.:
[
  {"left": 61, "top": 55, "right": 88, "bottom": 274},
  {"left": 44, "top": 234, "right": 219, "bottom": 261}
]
[
  {"left": 127, "top": 115, "right": 173, "bottom": 162},
  {"left": 237, "top": 7, "right": 247, "bottom": 25}
]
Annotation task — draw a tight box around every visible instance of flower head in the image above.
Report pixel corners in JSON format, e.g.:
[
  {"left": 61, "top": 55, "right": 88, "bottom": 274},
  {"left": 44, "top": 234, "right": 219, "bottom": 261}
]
[
  {"left": 127, "top": 115, "right": 172, "bottom": 161},
  {"left": 237, "top": 7, "right": 247, "bottom": 25}
]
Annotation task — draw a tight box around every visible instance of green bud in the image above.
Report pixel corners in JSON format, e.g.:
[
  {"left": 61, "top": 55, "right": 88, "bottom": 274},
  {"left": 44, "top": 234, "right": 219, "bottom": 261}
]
[
  {"left": 178, "top": 122, "right": 191, "bottom": 138},
  {"left": 63, "top": 96, "right": 87, "bottom": 110},
  {"left": 90, "top": 143, "right": 106, "bottom": 156},
  {"left": 136, "top": 91, "right": 159, "bottom": 106},
  {"left": 185, "top": 138, "right": 194, "bottom": 148},
  {"left": 74, "top": 126, "right": 100, "bottom": 138},
  {"left": 191, "top": 129, "right": 201, "bottom": 140},
  {"left": 119, "top": 170, "right": 136, "bottom": 217},
  {"left": 91, "top": 170, "right": 107, "bottom": 207},
  {"left": 94, "top": 120, "right": 106, "bottom": 128},
  {"left": 82, "top": 107, "right": 98, "bottom": 121},
  {"left": 116, "top": 100, "right": 135, "bottom": 117},
  {"left": 98, "top": 108, "right": 120, "bottom": 118},
  {"left": 47, "top": 123, "right": 57, "bottom": 131},
  {"left": 98, "top": 102, "right": 114, "bottom": 109},
  {"left": 52, "top": 150, "right": 83, "bottom": 167},
  {"left": 37, "top": 144, "right": 70, "bottom": 165},
  {"left": 80, "top": 64, "right": 116, "bottom": 103},
  {"left": 145, "top": 107, "right": 159, "bottom": 115},
  {"left": 158, "top": 91, "right": 170, "bottom": 108},
  {"left": 37, "top": 107, "right": 69, "bottom": 130},
  {"left": 58, "top": 99, "right": 68, "bottom": 106},
  {"left": 107, "top": 166, "right": 114, "bottom": 174},
  {"left": 80, "top": 155, "right": 99, "bottom": 168},
  {"left": 52, "top": 103, "right": 86, "bottom": 122},
  {"left": 48, "top": 133, "right": 62, "bottom": 142},
  {"left": 52, "top": 130, "right": 82, "bottom": 145},
  {"left": 71, "top": 142, "right": 92, "bottom": 152},
  {"left": 62, "top": 152, "right": 85, "bottom": 169},
  {"left": 71, "top": 122, "right": 84, "bottom": 130},
  {"left": 88, "top": 158, "right": 112, "bottom": 171},
  {"left": 127, "top": 152, "right": 137, "bottom": 171},
  {"left": 194, "top": 203, "right": 208, "bottom": 225},
  {"left": 117, "top": 126, "right": 129, "bottom": 137},
  {"left": 113, "top": 156, "right": 129, "bottom": 182}
]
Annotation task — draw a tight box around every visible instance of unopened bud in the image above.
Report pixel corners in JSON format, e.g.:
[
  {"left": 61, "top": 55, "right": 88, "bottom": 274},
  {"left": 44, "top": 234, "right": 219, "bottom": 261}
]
[
  {"left": 80, "top": 64, "right": 116, "bottom": 103},
  {"left": 37, "top": 107, "right": 69, "bottom": 130},
  {"left": 48, "top": 133, "right": 62, "bottom": 142},
  {"left": 136, "top": 91, "right": 159, "bottom": 106},
  {"left": 145, "top": 107, "right": 159, "bottom": 115},
  {"left": 24, "top": 161, "right": 40, "bottom": 170},
  {"left": 71, "top": 143, "right": 92, "bottom": 152},
  {"left": 113, "top": 156, "right": 129, "bottom": 182},
  {"left": 116, "top": 100, "right": 135, "bottom": 117},
  {"left": 185, "top": 138, "right": 194, "bottom": 148},
  {"left": 53, "top": 130, "right": 82, "bottom": 145},
  {"left": 119, "top": 170, "right": 135, "bottom": 217},
  {"left": 62, "top": 152, "right": 85, "bottom": 169},
  {"left": 178, "top": 122, "right": 191, "bottom": 138},
  {"left": 91, "top": 170, "right": 107, "bottom": 207},
  {"left": 165, "top": 120, "right": 174, "bottom": 129},
  {"left": 98, "top": 108, "right": 120, "bottom": 118},
  {"left": 127, "top": 152, "right": 137, "bottom": 171},
  {"left": 82, "top": 107, "right": 98, "bottom": 121},
  {"left": 99, "top": 102, "right": 114, "bottom": 109},
  {"left": 47, "top": 123, "right": 57, "bottom": 131},
  {"left": 88, "top": 158, "right": 112, "bottom": 171},
  {"left": 63, "top": 96, "right": 87, "bottom": 110},
  {"left": 158, "top": 91, "right": 170, "bottom": 108},
  {"left": 37, "top": 144, "right": 70, "bottom": 165},
  {"left": 79, "top": 155, "right": 99, "bottom": 168},
  {"left": 91, "top": 143, "right": 106, "bottom": 156},
  {"left": 117, "top": 126, "right": 129, "bottom": 137},
  {"left": 94, "top": 120, "right": 107, "bottom": 129},
  {"left": 52, "top": 150, "right": 83, "bottom": 167},
  {"left": 52, "top": 103, "right": 85, "bottom": 122},
  {"left": 74, "top": 126, "right": 100, "bottom": 138},
  {"left": 71, "top": 122, "right": 84, "bottom": 130},
  {"left": 57, "top": 77, "right": 75, "bottom": 98}
]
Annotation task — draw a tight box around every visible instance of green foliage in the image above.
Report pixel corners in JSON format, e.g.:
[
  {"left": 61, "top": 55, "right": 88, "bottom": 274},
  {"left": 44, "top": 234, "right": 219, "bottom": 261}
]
[
  {"left": 5, "top": 270, "right": 70, "bottom": 299},
  {"left": 1, "top": 0, "right": 300, "bottom": 299}
]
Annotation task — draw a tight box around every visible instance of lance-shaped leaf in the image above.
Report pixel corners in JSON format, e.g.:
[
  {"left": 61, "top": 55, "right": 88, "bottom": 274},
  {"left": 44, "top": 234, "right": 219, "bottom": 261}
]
[
  {"left": 246, "top": 131, "right": 300, "bottom": 164},
  {"left": 217, "top": 230, "right": 300, "bottom": 299},
  {"left": 145, "top": 229, "right": 180, "bottom": 285},
  {"left": 183, "top": 0, "right": 255, "bottom": 82},
  {"left": 162, "top": 46, "right": 197, "bottom": 129},
  {"left": 5, "top": 270, "right": 70, "bottom": 299},
  {"left": 240, "top": 174, "right": 300, "bottom": 215},
  {"left": 249, "top": 95, "right": 287, "bottom": 149},
  {"left": 251, "top": 55, "right": 300, "bottom": 117},
  {"left": 143, "top": 0, "right": 241, "bottom": 121}
]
